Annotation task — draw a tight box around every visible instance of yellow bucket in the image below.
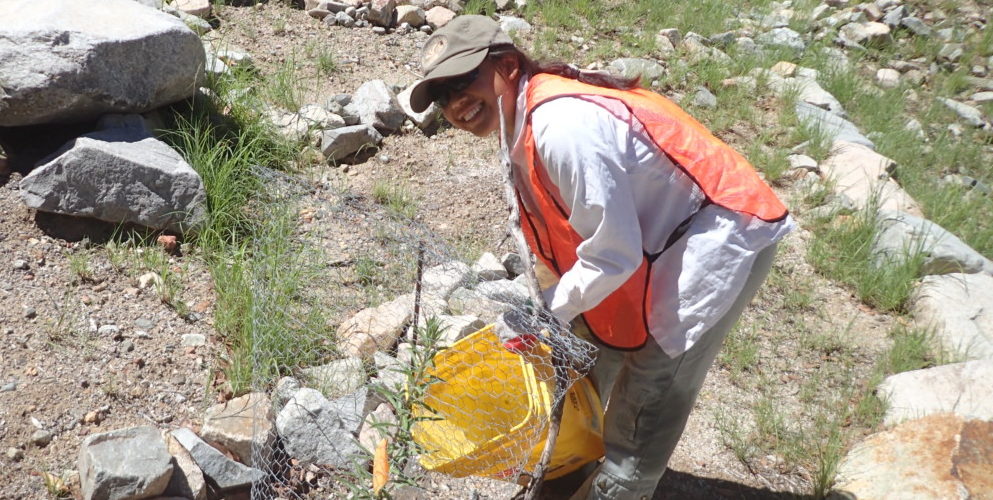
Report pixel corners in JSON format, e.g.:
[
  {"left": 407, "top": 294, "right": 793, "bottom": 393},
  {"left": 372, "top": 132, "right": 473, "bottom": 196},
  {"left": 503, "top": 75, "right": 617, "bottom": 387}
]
[{"left": 411, "top": 325, "right": 604, "bottom": 481}]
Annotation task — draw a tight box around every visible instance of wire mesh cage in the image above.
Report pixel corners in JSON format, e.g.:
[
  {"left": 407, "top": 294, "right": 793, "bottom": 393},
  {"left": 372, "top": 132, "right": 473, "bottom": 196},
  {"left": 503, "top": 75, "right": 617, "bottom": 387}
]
[{"left": 237, "top": 165, "right": 600, "bottom": 499}]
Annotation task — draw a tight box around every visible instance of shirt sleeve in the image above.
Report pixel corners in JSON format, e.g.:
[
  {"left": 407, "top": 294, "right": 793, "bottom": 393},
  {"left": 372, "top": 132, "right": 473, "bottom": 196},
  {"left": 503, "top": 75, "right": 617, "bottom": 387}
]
[{"left": 529, "top": 97, "right": 646, "bottom": 324}]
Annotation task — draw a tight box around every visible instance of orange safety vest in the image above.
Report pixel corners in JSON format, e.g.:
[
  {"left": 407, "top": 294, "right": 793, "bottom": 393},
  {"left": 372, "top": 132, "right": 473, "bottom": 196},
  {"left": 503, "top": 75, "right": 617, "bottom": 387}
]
[{"left": 519, "top": 73, "right": 788, "bottom": 350}]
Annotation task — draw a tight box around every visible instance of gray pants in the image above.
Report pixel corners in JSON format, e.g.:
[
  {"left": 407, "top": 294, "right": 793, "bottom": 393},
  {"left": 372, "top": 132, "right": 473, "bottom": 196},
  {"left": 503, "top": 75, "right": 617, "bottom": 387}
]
[{"left": 569, "top": 244, "right": 778, "bottom": 500}]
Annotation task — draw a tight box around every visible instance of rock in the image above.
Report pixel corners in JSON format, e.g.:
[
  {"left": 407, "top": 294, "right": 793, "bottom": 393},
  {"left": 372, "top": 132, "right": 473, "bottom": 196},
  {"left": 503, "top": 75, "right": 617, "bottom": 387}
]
[
  {"left": 170, "top": 428, "right": 263, "bottom": 492},
  {"left": 473, "top": 279, "right": 529, "bottom": 307},
  {"left": 787, "top": 154, "right": 818, "bottom": 172},
  {"left": 608, "top": 58, "right": 666, "bottom": 83},
  {"left": 879, "top": 360, "right": 993, "bottom": 426},
  {"left": 447, "top": 287, "right": 511, "bottom": 322},
  {"left": 173, "top": 0, "right": 210, "bottom": 18},
  {"left": 912, "top": 273, "right": 993, "bottom": 360},
  {"left": 830, "top": 415, "right": 993, "bottom": 500},
  {"left": 876, "top": 68, "right": 900, "bottom": 88},
  {"left": 336, "top": 293, "right": 413, "bottom": 358},
  {"left": 273, "top": 376, "right": 301, "bottom": 411},
  {"left": 423, "top": 261, "right": 473, "bottom": 300},
  {"left": 358, "top": 403, "right": 398, "bottom": 454},
  {"left": 655, "top": 34, "right": 676, "bottom": 54},
  {"left": 839, "top": 21, "right": 891, "bottom": 45},
  {"left": 346, "top": 80, "right": 406, "bottom": 134},
  {"left": 334, "top": 11, "right": 356, "bottom": 27},
  {"left": 163, "top": 432, "right": 207, "bottom": 500},
  {"left": 942, "top": 174, "right": 991, "bottom": 195},
  {"left": 499, "top": 15, "right": 532, "bottom": 33},
  {"left": 329, "top": 387, "right": 368, "bottom": 434},
  {"left": 788, "top": 77, "right": 846, "bottom": 116},
  {"left": 371, "top": 351, "right": 405, "bottom": 391},
  {"left": 964, "top": 76, "right": 993, "bottom": 91},
  {"left": 395, "top": 5, "right": 426, "bottom": 26},
  {"left": 760, "top": 9, "right": 793, "bottom": 28},
  {"left": 321, "top": 125, "right": 383, "bottom": 162},
  {"left": 872, "top": 211, "right": 993, "bottom": 276},
  {"left": 858, "top": 3, "right": 883, "bottom": 21},
  {"left": 880, "top": 5, "right": 905, "bottom": 28},
  {"left": 473, "top": 252, "right": 508, "bottom": 281},
  {"left": 756, "top": 27, "right": 806, "bottom": 52},
  {"left": 177, "top": 10, "right": 212, "bottom": 35},
  {"left": 899, "top": 16, "right": 931, "bottom": 37},
  {"left": 79, "top": 426, "right": 173, "bottom": 500},
  {"left": 794, "top": 102, "right": 873, "bottom": 148},
  {"left": 425, "top": 6, "right": 456, "bottom": 29},
  {"left": 181, "top": 334, "right": 206, "bottom": 347},
  {"left": 434, "top": 314, "right": 485, "bottom": 346},
  {"left": 972, "top": 91, "right": 993, "bottom": 103},
  {"left": 12, "top": 259, "right": 29, "bottom": 270},
  {"left": 692, "top": 87, "right": 717, "bottom": 108},
  {"left": 939, "top": 98, "right": 986, "bottom": 128},
  {"left": 819, "top": 141, "right": 921, "bottom": 216},
  {"left": 32, "top": 429, "right": 53, "bottom": 447},
  {"left": 938, "top": 43, "right": 964, "bottom": 63},
  {"left": 275, "top": 388, "right": 365, "bottom": 468},
  {"left": 501, "top": 253, "right": 526, "bottom": 278},
  {"left": 6, "top": 447, "right": 23, "bottom": 461},
  {"left": 138, "top": 272, "right": 163, "bottom": 290},
  {"left": 770, "top": 61, "right": 798, "bottom": 77},
  {"left": 19, "top": 119, "right": 207, "bottom": 233},
  {"left": 657, "top": 28, "right": 681, "bottom": 47},
  {"left": 367, "top": 0, "right": 396, "bottom": 27},
  {"left": 397, "top": 82, "right": 441, "bottom": 129},
  {"left": 0, "top": 0, "right": 205, "bottom": 127},
  {"left": 300, "top": 357, "right": 366, "bottom": 399},
  {"left": 201, "top": 393, "right": 274, "bottom": 467}
]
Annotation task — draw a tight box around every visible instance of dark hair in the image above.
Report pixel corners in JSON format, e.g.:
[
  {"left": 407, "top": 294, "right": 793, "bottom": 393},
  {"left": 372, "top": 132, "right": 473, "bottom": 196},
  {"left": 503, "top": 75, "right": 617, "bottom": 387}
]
[{"left": 486, "top": 44, "right": 641, "bottom": 90}]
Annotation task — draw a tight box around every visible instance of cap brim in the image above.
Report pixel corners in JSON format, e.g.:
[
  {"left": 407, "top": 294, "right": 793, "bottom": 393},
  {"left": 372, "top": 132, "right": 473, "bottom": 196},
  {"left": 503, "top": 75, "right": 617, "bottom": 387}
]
[{"left": 409, "top": 49, "right": 488, "bottom": 113}]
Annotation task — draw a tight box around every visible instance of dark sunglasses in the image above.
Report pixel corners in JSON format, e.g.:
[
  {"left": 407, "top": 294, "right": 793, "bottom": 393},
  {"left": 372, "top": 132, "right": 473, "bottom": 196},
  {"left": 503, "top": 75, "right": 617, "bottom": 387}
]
[{"left": 430, "top": 69, "right": 481, "bottom": 107}]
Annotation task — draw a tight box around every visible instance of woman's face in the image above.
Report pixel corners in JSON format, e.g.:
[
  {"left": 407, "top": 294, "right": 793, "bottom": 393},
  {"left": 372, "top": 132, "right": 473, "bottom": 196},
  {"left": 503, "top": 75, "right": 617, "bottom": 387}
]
[{"left": 440, "top": 57, "right": 519, "bottom": 138}]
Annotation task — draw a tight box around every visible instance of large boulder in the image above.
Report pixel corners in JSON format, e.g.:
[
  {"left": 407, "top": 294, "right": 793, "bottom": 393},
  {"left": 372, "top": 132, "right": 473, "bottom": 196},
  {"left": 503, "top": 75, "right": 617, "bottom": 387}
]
[
  {"left": 794, "top": 102, "right": 873, "bottom": 149},
  {"left": 879, "top": 360, "right": 993, "bottom": 426},
  {"left": 912, "top": 273, "right": 993, "bottom": 360},
  {"left": 275, "top": 388, "right": 365, "bottom": 468},
  {"left": 818, "top": 141, "right": 922, "bottom": 217},
  {"left": 830, "top": 414, "right": 993, "bottom": 500},
  {"left": 170, "top": 428, "right": 264, "bottom": 493},
  {"left": 19, "top": 116, "right": 207, "bottom": 233},
  {"left": 78, "top": 426, "right": 174, "bottom": 500},
  {"left": 872, "top": 211, "right": 993, "bottom": 276},
  {"left": 0, "top": 0, "right": 205, "bottom": 127},
  {"left": 345, "top": 80, "right": 406, "bottom": 134},
  {"left": 200, "top": 392, "right": 275, "bottom": 467}
]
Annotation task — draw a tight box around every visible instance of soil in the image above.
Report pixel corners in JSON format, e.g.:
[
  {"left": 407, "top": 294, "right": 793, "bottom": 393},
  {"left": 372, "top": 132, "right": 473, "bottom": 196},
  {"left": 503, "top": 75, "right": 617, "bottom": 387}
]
[{"left": 0, "top": 3, "right": 900, "bottom": 499}]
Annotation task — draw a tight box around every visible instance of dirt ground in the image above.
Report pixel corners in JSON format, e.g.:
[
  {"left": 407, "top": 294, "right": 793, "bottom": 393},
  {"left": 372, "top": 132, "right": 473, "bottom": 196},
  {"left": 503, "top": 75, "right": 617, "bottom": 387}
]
[{"left": 0, "top": 3, "right": 899, "bottom": 498}]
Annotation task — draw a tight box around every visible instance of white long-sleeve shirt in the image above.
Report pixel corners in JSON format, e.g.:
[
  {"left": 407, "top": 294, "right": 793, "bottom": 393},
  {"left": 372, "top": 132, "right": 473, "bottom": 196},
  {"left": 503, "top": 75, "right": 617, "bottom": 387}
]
[{"left": 507, "top": 75, "right": 795, "bottom": 357}]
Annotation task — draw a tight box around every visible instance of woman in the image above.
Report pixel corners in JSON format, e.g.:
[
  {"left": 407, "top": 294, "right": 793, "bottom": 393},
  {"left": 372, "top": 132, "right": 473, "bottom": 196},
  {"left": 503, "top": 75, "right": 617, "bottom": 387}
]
[{"left": 409, "top": 16, "right": 794, "bottom": 500}]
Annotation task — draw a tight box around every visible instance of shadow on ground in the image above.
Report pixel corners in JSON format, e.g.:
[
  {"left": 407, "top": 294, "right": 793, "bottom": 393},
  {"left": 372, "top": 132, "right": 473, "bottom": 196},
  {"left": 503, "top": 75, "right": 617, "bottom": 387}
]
[{"left": 538, "top": 467, "right": 809, "bottom": 500}]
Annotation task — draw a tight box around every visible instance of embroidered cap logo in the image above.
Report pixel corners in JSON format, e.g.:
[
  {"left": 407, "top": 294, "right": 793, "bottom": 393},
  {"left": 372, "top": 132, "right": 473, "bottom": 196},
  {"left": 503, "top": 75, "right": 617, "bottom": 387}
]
[{"left": 422, "top": 36, "right": 448, "bottom": 69}]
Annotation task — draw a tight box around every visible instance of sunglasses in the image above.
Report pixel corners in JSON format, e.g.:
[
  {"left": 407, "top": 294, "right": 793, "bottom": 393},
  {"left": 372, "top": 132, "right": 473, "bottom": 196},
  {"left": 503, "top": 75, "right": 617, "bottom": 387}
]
[{"left": 430, "top": 69, "right": 481, "bottom": 107}]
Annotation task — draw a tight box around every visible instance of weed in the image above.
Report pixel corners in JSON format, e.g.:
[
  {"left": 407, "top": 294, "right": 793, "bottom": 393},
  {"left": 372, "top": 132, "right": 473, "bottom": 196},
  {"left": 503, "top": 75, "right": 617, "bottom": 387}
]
[
  {"left": 719, "top": 324, "right": 760, "bottom": 380},
  {"left": 372, "top": 181, "right": 417, "bottom": 220},
  {"left": 316, "top": 51, "right": 337, "bottom": 77},
  {"left": 68, "top": 251, "right": 96, "bottom": 283}
]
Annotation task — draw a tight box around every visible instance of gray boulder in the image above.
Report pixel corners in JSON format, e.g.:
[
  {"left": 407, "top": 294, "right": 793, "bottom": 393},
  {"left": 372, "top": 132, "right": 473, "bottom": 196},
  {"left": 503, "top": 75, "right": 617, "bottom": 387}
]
[
  {"left": 0, "top": 0, "right": 205, "bottom": 127},
  {"left": 200, "top": 392, "right": 275, "bottom": 467},
  {"left": 275, "top": 388, "right": 365, "bottom": 467},
  {"left": 79, "top": 426, "right": 174, "bottom": 500},
  {"left": 608, "top": 58, "right": 666, "bottom": 83},
  {"left": 899, "top": 16, "right": 932, "bottom": 37},
  {"left": 912, "top": 273, "right": 993, "bottom": 360},
  {"left": 879, "top": 360, "right": 993, "bottom": 426},
  {"left": 300, "top": 357, "right": 366, "bottom": 399},
  {"left": 756, "top": 27, "right": 806, "bottom": 52},
  {"left": 366, "top": 0, "right": 396, "bottom": 27},
  {"left": 872, "top": 211, "right": 993, "bottom": 276},
  {"left": 321, "top": 125, "right": 383, "bottom": 162},
  {"left": 19, "top": 116, "right": 207, "bottom": 233},
  {"left": 795, "top": 102, "right": 874, "bottom": 149},
  {"left": 939, "top": 98, "right": 987, "bottom": 128},
  {"left": 397, "top": 82, "right": 442, "bottom": 130},
  {"left": 346, "top": 80, "right": 406, "bottom": 134},
  {"left": 170, "top": 428, "right": 263, "bottom": 492}
]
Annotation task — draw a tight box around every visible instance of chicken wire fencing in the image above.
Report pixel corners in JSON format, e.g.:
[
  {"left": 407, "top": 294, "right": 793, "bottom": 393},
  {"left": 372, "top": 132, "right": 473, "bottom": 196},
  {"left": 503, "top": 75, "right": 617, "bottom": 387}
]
[{"left": 238, "top": 166, "right": 599, "bottom": 499}]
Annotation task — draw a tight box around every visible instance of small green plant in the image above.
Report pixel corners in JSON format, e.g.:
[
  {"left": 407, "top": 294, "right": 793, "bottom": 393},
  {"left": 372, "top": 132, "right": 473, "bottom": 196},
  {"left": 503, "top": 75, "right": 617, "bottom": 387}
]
[
  {"left": 68, "top": 251, "right": 96, "bottom": 283},
  {"left": 719, "top": 324, "right": 760, "bottom": 380},
  {"left": 316, "top": 51, "right": 337, "bottom": 77},
  {"left": 372, "top": 181, "right": 417, "bottom": 220}
]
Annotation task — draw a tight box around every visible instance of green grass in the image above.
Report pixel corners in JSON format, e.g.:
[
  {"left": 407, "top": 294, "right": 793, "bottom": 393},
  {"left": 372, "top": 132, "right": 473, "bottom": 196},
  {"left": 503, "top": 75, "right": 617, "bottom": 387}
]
[{"left": 372, "top": 181, "right": 417, "bottom": 220}]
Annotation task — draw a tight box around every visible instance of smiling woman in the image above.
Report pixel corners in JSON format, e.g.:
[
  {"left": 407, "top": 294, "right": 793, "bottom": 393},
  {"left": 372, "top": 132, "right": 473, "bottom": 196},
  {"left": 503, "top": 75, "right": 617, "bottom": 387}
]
[{"left": 410, "top": 15, "right": 795, "bottom": 500}]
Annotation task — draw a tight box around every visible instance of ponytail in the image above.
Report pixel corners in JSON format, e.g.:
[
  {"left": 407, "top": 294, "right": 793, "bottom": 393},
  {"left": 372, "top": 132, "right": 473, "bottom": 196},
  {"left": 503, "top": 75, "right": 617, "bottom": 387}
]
[{"left": 486, "top": 45, "right": 641, "bottom": 91}]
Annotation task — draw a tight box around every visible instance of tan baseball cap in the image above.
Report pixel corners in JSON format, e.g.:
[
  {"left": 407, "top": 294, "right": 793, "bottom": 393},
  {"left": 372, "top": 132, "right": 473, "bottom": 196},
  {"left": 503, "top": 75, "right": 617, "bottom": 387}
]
[{"left": 408, "top": 15, "right": 513, "bottom": 113}]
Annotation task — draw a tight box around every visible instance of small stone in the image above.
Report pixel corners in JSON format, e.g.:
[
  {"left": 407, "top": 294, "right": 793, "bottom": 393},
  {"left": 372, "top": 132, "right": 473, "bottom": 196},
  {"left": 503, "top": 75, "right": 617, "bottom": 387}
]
[
  {"left": 658, "top": 28, "right": 681, "bottom": 47},
  {"left": 138, "top": 272, "right": 163, "bottom": 290},
  {"left": 135, "top": 318, "right": 155, "bottom": 330},
  {"left": 787, "top": 154, "right": 818, "bottom": 171},
  {"left": 6, "top": 448, "right": 23, "bottom": 461},
  {"left": 120, "top": 339, "right": 135, "bottom": 353},
  {"left": 498, "top": 15, "right": 531, "bottom": 33},
  {"left": 972, "top": 92, "right": 993, "bottom": 103},
  {"left": 372, "top": 26, "right": 387, "bottom": 35},
  {"left": 12, "top": 259, "right": 29, "bottom": 270},
  {"left": 938, "top": 43, "right": 963, "bottom": 63},
  {"left": 425, "top": 6, "right": 455, "bottom": 29},
  {"left": 157, "top": 235, "right": 179, "bottom": 253},
  {"left": 83, "top": 410, "right": 102, "bottom": 425},
  {"left": 770, "top": 61, "right": 798, "bottom": 77},
  {"left": 900, "top": 16, "right": 931, "bottom": 37},
  {"left": 23, "top": 307, "right": 36, "bottom": 319},
  {"left": 181, "top": 333, "right": 207, "bottom": 347},
  {"left": 98, "top": 324, "right": 120, "bottom": 337},
  {"left": 1, "top": 382, "right": 15, "bottom": 392},
  {"left": 756, "top": 27, "right": 806, "bottom": 52},
  {"left": 32, "top": 430, "right": 53, "bottom": 447},
  {"left": 939, "top": 98, "right": 986, "bottom": 127},
  {"left": 692, "top": 87, "right": 717, "bottom": 108},
  {"left": 876, "top": 68, "right": 900, "bottom": 88}
]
